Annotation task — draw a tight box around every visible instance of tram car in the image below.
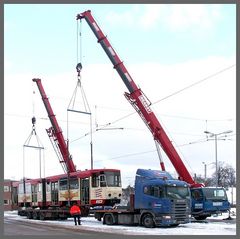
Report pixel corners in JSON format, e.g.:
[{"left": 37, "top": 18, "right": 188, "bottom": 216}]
[{"left": 14, "top": 168, "right": 122, "bottom": 219}]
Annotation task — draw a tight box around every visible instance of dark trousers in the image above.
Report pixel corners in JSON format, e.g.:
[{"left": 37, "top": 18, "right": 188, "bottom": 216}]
[{"left": 73, "top": 215, "right": 81, "bottom": 225}]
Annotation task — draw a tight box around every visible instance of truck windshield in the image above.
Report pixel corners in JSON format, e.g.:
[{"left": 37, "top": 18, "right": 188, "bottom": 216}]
[
  {"left": 202, "top": 188, "right": 227, "bottom": 200},
  {"left": 166, "top": 186, "right": 190, "bottom": 199}
]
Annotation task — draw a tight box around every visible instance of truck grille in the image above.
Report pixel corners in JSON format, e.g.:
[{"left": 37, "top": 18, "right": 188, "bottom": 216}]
[{"left": 171, "top": 200, "right": 189, "bottom": 223}]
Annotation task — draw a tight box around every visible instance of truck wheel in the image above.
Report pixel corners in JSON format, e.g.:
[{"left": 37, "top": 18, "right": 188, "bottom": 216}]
[
  {"left": 194, "top": 215, "right": 207, "bottom": 220},
  {"left": 104, "top": 214, "right": 114, "bottom": 225},
  {"left": 142, "top": 214, "right": 155, "bottom": 228}
]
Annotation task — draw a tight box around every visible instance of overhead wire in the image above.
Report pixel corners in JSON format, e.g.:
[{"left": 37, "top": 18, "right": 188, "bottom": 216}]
[
  {"left": 69, "top": 63, "right": 235, "bottom": 175},
  {"left": 152, "top": 64, "right": 235, "bottom": 105},
  {"left": 93, "top": 132, "right": 235, "bottom": 163},
  {"left": 70, "top": 63, "right": 235, "bottom": 143}
]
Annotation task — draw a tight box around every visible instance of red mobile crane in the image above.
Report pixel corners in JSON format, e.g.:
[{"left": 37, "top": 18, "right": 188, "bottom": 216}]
[
  {"left": 77, "top": 10, "right": 231, "bottom": 220},
  {"left": 33, "top": 78, "right": 76, "bottom": 173},
  {"left": 77, "top": 10, "right": 199, "bottom": 187}
]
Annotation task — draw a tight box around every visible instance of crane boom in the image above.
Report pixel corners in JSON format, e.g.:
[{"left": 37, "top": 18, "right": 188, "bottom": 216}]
[
  {"left": 77, "top": 10, "right": 202, "bottom": 187},
  {"left": 33, "top": 78, "right": 76, "bottom": 173}
]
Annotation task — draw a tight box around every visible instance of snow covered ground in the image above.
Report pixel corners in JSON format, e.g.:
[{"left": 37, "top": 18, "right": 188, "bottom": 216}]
[{"left": 4, "top": 209, "right": 236, "bottom": 235}]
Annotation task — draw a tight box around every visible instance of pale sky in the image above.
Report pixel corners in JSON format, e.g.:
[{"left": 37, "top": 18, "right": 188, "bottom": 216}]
[{"left": 4, "top": 4, "right": 236, "bottom": 187}]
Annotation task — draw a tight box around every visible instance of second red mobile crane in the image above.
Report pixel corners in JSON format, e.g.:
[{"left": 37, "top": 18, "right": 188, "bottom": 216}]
[
  {"left": 77, "top": 10, "right": 231, "bottom": 220},
  {"left": 33, "top": 78, "right": 76, "bottom": 174},
  {"left": 16, "top": 78, "right": 122, "bottom": 219}
]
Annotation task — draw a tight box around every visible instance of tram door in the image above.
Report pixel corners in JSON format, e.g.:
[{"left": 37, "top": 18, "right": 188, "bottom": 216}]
[
  {"left": 31, "top": 185, "right": 38, "bottom": 206},
  {"left": 80, "top": 178, "right": 89, "bottom": 205},
  {"left": 51, "top": 181, "right": 59, "bottom": 205}
]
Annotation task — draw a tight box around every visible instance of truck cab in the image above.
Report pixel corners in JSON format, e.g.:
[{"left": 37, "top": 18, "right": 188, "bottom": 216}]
[
  {"left": 94, "top": 169, "right": 191, "bottom": 228},
  {"left": 134, "top": 169, "right": 191, "bottom": 227}
]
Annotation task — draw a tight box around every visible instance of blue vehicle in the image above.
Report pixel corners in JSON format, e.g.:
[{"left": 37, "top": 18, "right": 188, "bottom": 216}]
[
  {"left": 94, "top": 169, "right": 191, "bottom": 228},
  {"left": 191, "top": 187, "right": 230, "bottom": 220}
]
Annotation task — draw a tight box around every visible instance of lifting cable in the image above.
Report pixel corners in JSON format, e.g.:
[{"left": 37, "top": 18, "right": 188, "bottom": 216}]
[
  {"left": 23, "top": 117, "right": 45, "bottom": 178},
  {"left": 24, "top": 86, "right": 44, "bottom": 150},
  {"left": 23, "top": 86, "right": 45, "bottom": 182},
  {"left": 67, "top": 19, "right": 93, "bottom": 169}
]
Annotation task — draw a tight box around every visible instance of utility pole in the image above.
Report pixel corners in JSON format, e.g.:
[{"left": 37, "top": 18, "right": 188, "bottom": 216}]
[
  {"left": 202, "top": 162, "right": 207, "bottom": 181},
  {"left": 204, "top": 130, "right": 233, "bottom": 187}
]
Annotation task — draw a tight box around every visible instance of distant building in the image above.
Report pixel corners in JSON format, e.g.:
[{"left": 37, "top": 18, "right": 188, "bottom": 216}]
[{"left": 4, "top": 179, "right": 18, "bottom": 211}]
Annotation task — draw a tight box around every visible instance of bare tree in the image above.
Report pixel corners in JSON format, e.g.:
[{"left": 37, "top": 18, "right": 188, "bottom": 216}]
[{"left": 212, "top": 161, "right": 236, "bottom": 188}]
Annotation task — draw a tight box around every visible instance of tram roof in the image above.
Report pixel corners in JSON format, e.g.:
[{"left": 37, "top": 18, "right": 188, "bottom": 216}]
[{"left": 15, "top": 168, "right": 120, "bottom": 184}]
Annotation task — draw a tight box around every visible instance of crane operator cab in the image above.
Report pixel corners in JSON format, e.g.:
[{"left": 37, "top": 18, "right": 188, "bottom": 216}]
[{"left": 191, "top": 187, "right": 230, "bottom": 220}]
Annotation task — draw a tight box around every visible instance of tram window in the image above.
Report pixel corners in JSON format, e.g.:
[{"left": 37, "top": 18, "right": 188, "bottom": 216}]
[
  {"left": 46, "top": 183, "right": 51, "bottom": 192},
  {"left": 26, "top": 183, "right": 31, "bottom": 193},
  {"left": 38, "top": 184, "right": 42, "bottom": 192},
  {"left": 92, "top": 174, "right": 99, "bottom": 187},
  {"left": 92, "top": 171, "right": 121, "bottom": 187},
  {"left": 70, "top": 178, "right": 79, "bottom": 189},
  {"left": 105, "top": 172, "right": 121, "bottom": 187},
  {"left": 18, "top": 183, "right": 24, "bottom": 194},
  {"left": 59, "top": 178, "right": 78, "bottom": 190},
  {"left": 31, "top": 185, "right": 37, "bottom": 193},
  {"left": 53, "top": 182, "right": 58, "bottom": 190},
  {"left": 59, "top": 179, "right": 68, "bottom": 190}
]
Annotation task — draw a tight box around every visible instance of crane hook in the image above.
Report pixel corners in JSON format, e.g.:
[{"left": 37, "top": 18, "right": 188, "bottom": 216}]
[
  {"left": 76, "top": 62, "right": 82, "bottom": 77},
  {"left": 32, "top": 116, "right": 36, "bottom": 126}
]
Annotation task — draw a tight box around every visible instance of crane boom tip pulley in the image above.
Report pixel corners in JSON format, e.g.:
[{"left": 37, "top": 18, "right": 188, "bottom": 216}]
[{"left": 76, "top": 10, "right": 91, "bottom": 20}]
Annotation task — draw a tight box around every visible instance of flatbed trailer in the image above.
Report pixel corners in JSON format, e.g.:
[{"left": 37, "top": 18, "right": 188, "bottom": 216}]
[
  {"left": 94, "top": 205, "right": 189, "bottom": 228},
  {"left": 95, "top": 208, "right": 143, "bottom": 226},
  {"left": 18, "top": 207, "right": 70, "bottom": 220}
]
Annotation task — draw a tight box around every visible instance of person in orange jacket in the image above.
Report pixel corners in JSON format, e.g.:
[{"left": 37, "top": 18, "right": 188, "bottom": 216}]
[{"left": 70, "top": 203, "right": 81, "bottom": 225}]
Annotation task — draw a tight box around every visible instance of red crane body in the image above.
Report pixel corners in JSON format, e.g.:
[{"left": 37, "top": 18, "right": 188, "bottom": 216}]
[
  {"left": 33, "top": 78, "right": 76, "bottom": 173},
  {"left": 77, "top": 10, "right": 202, "bottom": 188}
]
